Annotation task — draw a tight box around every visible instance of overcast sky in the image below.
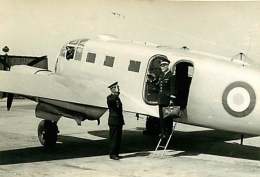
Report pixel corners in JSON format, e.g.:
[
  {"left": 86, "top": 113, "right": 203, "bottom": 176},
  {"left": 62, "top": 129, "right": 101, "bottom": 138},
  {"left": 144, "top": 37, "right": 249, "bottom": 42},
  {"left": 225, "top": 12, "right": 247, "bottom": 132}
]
[{"left": 1, "top": 0, "right": 260, "bottom": 70}]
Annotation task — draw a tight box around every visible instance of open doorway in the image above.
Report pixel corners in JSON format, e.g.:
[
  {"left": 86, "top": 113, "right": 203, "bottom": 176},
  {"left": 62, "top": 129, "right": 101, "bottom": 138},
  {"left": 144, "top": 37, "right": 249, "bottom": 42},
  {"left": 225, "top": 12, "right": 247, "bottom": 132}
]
[{"left": 173, "top": 61, "right": 194, "bottom": 110}]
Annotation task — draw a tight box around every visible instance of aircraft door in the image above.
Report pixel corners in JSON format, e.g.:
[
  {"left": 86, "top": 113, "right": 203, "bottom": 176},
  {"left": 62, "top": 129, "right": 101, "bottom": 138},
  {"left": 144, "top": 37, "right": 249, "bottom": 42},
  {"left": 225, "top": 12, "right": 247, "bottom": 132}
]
[{"left": 143, "top": 55, "right": 169, "bottom": 105}]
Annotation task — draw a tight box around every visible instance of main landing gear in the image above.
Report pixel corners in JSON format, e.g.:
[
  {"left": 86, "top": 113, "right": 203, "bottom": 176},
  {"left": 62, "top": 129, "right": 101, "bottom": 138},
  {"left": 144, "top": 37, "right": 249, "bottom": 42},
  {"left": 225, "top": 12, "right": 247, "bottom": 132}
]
[
  {"left": 38, "top": 120, "right": 59, "bottom": 148},
  {"left": 143, "top": 116, "right": 160, "bottom": 136},
  {"left": 240, "top": 134, "right": 244, "bottom": 145}
]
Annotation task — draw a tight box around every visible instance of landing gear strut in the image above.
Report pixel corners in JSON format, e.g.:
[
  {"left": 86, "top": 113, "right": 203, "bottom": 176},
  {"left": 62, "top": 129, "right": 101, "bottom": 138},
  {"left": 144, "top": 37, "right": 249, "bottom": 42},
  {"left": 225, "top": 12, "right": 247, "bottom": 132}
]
[
  {"left": 240, "top": 134, "right": 244, "bottom": 145},
  {"left": 38, "top": 120, "right": 59, "bottom": 148}
]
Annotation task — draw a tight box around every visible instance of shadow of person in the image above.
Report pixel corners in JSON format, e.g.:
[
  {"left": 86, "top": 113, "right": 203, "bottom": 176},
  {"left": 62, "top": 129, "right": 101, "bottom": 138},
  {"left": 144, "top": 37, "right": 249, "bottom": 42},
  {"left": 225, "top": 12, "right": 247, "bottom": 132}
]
[
  {"left": 172, "top": 151, "right": 199, "bottom": 157},
  {"left": 120, "top": 151, "right": 151, "bottom": 159}
]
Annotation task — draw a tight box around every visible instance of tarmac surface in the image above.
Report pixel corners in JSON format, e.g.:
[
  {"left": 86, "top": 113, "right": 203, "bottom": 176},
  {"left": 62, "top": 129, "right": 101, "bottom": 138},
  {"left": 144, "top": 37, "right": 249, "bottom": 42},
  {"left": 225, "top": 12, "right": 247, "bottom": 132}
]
[{"left": 1, "top": 100, "right": 260, "bottom": 177}]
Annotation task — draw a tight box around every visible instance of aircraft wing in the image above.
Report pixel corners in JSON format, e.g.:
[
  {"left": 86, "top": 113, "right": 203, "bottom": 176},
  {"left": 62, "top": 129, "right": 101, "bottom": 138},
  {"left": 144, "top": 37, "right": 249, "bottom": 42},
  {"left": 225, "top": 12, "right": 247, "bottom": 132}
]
[
  {"left": 0, "top": 69, "right": 107, "bottom": 107},
  {"left": 0, "top": 66, "right": 158, "bottom": 117}
]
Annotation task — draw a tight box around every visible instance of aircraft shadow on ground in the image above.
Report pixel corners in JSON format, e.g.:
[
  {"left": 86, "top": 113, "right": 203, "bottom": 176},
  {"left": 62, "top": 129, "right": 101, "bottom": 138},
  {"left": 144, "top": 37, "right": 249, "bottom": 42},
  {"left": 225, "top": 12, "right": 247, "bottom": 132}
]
[
  {"left": 0, "top": 130, "right": 155, "bottom": 165},
  {"left": 0, "top": 129, "right": 259, "bottom": 165}
]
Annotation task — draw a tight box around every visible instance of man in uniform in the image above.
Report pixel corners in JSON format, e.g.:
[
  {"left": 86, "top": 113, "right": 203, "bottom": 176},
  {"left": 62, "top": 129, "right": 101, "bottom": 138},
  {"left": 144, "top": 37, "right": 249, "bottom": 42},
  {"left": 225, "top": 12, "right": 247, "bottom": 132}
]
[
  {"left": 107, "top": 82, "right": 125, "bottom": 160},
  {"left": 158, "top": 59, "right": 177, "bottom": 138}
]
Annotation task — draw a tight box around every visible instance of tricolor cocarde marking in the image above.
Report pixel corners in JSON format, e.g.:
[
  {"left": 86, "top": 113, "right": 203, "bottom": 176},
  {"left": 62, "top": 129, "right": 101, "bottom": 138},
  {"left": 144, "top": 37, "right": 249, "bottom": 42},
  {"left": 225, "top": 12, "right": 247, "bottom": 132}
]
[{"left": 222, "top": 81, "right": 256, "bottom": 117}]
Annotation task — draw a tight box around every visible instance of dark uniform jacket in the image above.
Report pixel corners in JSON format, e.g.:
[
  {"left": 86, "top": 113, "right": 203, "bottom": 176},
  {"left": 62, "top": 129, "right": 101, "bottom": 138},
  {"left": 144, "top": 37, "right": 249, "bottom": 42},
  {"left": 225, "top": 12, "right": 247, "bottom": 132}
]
[
  {"left": 158, "top": 70, "right": 177, "bottom": 106},
  {"left": 107, "top": 94, "right": 125, "bottom": 126}
]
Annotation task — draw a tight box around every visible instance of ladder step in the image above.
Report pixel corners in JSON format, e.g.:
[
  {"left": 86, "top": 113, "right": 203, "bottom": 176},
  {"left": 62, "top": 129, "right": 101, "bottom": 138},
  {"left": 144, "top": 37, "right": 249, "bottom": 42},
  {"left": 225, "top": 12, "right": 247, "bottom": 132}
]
[
  {"left": 154, "top": 121, "right": 178, "bottom": 156},
  {"left": 158, "top": 146, "right": 165, "bottom": 148}
]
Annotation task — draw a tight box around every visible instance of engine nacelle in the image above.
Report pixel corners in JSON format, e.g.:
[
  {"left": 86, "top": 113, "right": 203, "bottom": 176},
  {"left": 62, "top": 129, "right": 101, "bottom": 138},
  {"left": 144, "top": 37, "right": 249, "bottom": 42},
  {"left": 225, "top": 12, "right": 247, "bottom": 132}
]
[{"left": 35, "top": 99, "right": 107, "bottom": 124}]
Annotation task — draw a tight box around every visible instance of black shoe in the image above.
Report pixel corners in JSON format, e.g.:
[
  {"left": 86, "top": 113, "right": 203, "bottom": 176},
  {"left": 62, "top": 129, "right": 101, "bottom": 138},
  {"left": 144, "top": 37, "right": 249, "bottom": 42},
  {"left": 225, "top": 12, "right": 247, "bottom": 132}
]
[
  {"left": 116, "top": 155, "right": 122, "bottom": 159},
  {"left": 110, "top": 155, "right": 120, "bottom": 160}
]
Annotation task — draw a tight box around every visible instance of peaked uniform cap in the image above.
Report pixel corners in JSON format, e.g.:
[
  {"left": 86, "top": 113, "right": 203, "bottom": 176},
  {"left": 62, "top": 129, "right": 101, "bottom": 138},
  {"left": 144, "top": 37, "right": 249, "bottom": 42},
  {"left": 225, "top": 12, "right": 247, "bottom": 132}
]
[
  {"left": 108, "top": 82, "right": 118, "bottom": 89},
  {"left": 160, "top": 59, "right": 170, "bottom": 66}
]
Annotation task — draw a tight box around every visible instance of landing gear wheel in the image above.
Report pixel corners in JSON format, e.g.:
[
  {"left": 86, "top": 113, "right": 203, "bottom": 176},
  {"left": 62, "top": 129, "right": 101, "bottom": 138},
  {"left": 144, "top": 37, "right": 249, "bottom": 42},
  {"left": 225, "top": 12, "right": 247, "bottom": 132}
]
[
  {"left": 143, "top": 116, "right": 160, "bottom": 136},
  {"left": 38, "top": 120, "right": 59, "bottom": 148}
]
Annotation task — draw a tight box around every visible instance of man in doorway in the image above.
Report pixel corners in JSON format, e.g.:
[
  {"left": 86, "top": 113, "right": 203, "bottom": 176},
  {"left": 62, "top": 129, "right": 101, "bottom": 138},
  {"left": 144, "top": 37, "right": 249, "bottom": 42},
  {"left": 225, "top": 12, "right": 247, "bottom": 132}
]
[
  {"left": 158, "top": 59, "right": 177, "bottom": 138},
  {"left": 107, "top": 82, "right": 125, "bottom": 160}
]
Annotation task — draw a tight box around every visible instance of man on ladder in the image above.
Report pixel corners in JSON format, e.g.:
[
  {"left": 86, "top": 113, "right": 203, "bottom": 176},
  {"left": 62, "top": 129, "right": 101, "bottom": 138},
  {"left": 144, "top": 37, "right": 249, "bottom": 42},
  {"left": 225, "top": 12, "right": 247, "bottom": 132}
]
[
  {"left": 155, "top": 59, "right": 179, "bottom": 156},
  {"left": 157, "top": 59, "right": 177, "bottom": 139}
]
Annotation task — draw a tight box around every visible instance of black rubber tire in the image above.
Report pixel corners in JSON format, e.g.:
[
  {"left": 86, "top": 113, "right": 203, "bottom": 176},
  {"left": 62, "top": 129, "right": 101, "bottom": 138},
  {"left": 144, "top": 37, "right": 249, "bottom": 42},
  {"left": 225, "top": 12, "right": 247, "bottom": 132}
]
[
  {"left": 144, "top": 116, "right": 160, "bottom": 135},
  {"left": 38, "top": 120, "right": 58, "bottom": 148}
]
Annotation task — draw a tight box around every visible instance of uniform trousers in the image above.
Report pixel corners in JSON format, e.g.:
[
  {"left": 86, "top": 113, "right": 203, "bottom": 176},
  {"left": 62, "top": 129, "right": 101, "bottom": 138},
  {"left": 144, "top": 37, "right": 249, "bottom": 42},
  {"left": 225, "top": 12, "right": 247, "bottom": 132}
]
[
  {"left": 109, "top": 125, "right": 123, "bottom": 156},
  {"left": 159, "top": 105, "right": 173, "bottom": 135}
]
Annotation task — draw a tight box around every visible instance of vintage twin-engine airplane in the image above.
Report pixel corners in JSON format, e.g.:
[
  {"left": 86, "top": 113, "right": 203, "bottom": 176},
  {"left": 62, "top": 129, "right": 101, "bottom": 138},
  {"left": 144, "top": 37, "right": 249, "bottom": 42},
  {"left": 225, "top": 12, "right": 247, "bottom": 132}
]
[{"left": 0, "top": 35, "right": 259, "bottom": 147}]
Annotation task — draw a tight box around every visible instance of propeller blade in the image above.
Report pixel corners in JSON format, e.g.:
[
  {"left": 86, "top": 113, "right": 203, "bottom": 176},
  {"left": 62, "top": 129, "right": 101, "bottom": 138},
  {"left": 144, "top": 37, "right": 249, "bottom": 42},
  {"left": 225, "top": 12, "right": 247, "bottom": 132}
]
[{"left": 7, "top": 93, "right": 14, "bottom": 111}]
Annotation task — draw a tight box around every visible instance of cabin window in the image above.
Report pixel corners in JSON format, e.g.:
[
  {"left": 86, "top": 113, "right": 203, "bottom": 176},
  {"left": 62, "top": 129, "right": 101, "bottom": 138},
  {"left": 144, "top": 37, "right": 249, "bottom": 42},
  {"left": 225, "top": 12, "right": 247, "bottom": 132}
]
[
  {"left": 104, "top": 56, "right": 115, "bottom": 67},
  {"left": 86, "top": 52, "right": 96, "bottom": 63},
  {"left": 128, "top": 60, "right": 141, "bottom": 72},
  {"left": 74, "top": 47, "right": 83, "bottom": 61}
]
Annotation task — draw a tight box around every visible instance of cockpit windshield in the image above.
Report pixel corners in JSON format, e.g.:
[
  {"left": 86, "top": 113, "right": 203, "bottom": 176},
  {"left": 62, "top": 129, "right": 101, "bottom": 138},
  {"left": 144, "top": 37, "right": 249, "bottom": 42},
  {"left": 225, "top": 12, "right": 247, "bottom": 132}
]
[
  {"left": 59, "top": 39, "right": 89, "bottom": 61},
  {"left": 79, "top": 39, "right": 89, "bottom": 47},
  {"left": 59, "top": 46, "right": 66, "bottom": 58}
]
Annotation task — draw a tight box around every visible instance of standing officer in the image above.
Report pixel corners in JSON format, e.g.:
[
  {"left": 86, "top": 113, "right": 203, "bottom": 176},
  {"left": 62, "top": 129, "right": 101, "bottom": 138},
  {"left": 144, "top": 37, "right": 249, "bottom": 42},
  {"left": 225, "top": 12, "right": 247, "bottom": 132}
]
[
  {"left": 107, "top": 82, "right": 125, "bottom": 160},
  {"left": 158, "top": 59, "right": 177, "bottom": 138}
]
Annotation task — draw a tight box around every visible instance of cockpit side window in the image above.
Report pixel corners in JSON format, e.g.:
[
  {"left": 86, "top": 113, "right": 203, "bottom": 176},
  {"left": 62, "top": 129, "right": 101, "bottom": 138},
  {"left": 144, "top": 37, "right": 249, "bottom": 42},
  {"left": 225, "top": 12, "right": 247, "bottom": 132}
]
[
  {"left": 74, "top": 47, "right": 83, "bottom": 61},
  {"left": 65, "top": 46, "right": 75, "bottom": 60}
]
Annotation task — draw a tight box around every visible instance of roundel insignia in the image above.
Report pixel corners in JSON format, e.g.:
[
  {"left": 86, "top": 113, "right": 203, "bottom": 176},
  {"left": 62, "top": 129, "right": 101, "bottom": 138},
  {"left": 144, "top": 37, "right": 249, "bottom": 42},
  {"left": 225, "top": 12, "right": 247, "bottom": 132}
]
[{"left": 222, "top": 81, "right": 256, "bottom": 117}]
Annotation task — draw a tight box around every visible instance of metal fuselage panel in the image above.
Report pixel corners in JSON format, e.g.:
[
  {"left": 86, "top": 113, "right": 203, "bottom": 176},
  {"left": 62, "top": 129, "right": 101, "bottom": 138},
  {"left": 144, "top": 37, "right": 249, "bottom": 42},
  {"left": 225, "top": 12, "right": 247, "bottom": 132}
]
[{"left": 186, "top": 58, "right": 260, "bottom": 134}]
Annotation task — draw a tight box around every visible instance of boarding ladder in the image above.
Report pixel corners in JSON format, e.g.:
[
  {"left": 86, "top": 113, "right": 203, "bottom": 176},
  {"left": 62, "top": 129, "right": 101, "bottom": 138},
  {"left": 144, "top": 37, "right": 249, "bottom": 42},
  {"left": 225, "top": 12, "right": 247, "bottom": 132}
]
[{"left": 154, "top": 121, "right": 177, "bottom": 157}]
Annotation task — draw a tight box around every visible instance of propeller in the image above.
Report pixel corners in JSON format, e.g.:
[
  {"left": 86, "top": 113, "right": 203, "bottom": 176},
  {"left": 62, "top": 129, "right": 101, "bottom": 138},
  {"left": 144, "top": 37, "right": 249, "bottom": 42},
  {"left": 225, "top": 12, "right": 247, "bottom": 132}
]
[{"left": 7, "top": 93, "right": 14, "bottom": 111}]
